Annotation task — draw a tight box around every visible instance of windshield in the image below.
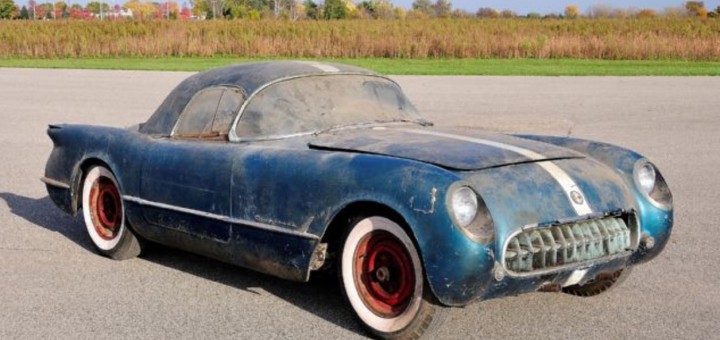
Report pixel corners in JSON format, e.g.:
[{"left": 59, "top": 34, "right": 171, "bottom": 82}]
[{"left": 233, "top": 74, "right": 425, "bottom": 139}]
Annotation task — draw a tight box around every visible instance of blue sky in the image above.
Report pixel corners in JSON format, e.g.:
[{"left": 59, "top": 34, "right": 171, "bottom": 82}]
[{"left": 393, "top": 1, "right": 720, "bottom": 15}]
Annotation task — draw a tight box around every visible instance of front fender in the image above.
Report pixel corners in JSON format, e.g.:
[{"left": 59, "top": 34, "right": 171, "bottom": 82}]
[
  {"left": 298, "top": 154, "right": 495, "bottom": 307},
  {"left": 243, "top": 147, "right": 489, "bottom": 305}
]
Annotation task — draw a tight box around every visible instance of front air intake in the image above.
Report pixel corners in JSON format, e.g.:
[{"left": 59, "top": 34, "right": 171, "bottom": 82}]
[{"left": 505, "top": 215, "right": 633, "bottom": 273}]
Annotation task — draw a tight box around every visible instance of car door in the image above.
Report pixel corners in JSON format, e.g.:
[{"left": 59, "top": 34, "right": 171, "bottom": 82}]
[{"left": 140, "top": 86, "right": 245, "bottom": 243}]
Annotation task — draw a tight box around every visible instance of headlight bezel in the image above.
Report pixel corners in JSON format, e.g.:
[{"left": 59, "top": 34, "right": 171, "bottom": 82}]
[
  {"left": 633, "top": 160, "right": 672, "bottom": 210},
  {"left": 447, "top": 184, "right": 495, "bottom": 243}
]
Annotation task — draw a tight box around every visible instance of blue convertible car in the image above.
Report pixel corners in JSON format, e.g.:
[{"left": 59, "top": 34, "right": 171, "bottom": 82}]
[{"left": 43, "top": 61, "right": 673, "bottom": 339}]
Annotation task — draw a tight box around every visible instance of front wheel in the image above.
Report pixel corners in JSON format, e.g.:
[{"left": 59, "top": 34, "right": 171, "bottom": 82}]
[
  {"left": 81, "top": 166, "right": 142, "bottom": 260},
  {"left": 339, "top": 216, "right": 447, "bottom": 339},
  {"left": 562, "top": 267, "right": 633, "bottom": 297}
]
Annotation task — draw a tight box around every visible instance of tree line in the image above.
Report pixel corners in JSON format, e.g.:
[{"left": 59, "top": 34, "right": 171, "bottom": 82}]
[{"left": 0, "top": 0, "right": 719, "bottom": 20}]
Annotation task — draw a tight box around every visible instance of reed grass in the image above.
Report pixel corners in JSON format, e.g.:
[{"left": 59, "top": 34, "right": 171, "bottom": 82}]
[{"left": 1, "top": 18, "right": 719, "bottom": 60}]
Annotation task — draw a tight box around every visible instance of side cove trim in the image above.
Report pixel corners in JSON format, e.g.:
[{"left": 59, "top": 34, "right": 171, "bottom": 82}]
[{"left": 123, "top": 195, "right": 320, "bottom": 240}]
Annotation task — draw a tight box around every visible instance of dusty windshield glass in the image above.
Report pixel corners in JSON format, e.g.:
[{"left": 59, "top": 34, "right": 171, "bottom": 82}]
[{"left": 234, "top": 75, "right": 424, "bottom": 139}]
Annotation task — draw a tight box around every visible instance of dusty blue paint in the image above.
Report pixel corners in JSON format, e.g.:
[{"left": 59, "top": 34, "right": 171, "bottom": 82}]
[
  {"left": 41, "top": 63, "right": 672, "bottom": 309},
  {"left": 44, "top": 125, "right": 674, "bottom": 306}
]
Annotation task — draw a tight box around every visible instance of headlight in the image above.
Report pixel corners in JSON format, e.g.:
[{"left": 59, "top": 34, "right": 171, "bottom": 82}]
[
  {"left": 448, "top": 185, "right": 495, "bottom": 243},
  {"left": 633, "top": 160, "right": 673, "bottom": 209},
  {"left": 636, "top": 162, "right": 656, "bottom": 194},
  {"left": 450, "top": 186, "right": 478, "bottom": 228}
]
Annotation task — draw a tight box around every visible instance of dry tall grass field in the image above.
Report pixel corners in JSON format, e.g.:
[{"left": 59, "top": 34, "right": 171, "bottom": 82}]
[{"left": 1, "top": 18, "right": 719, "bottom": 60}]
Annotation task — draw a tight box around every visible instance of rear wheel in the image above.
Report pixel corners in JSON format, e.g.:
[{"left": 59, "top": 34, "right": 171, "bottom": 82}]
[
  {"left": 339, "top": 216, "right": 447, "bottom": 339},
  {"left": 562, "top": 267, "right": 633, "bottom": 297},
  {"left": 82, "top": 166, "right": 142, "bottom": 260}
]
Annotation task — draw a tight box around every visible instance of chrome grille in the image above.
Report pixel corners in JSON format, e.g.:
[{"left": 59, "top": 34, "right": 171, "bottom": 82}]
[{"left": 505, "top": 216, "right": 631, "bottom": 273}]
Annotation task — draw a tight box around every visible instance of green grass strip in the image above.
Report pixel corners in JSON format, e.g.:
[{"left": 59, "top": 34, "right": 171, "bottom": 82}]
[{"left": 1, "top": 57, "right": 719, "bottom": 76}]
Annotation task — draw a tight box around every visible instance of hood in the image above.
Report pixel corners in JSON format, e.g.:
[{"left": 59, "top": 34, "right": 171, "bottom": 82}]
[{"left": 308, "top": 127, "right": 584, "bottom": 170}]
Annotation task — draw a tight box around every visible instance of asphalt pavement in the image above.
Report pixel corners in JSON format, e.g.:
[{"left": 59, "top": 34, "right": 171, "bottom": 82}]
[{"left": 0, "top": 68, "right": 718, "bottom": 339}]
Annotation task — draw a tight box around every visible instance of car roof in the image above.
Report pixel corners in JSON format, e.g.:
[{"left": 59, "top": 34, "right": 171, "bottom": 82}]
[{"left": 140, "top": 61, "right": 377, "bottom": 135}]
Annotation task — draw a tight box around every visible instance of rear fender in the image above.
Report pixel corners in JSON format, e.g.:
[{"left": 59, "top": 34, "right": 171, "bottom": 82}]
[{"left": 44, "top": 124, "right": 146, "bottom": 215}]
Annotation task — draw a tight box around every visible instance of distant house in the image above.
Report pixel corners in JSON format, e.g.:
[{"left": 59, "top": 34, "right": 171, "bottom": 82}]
[{"left": 105, "top": 8, "right": 133, "bottom": 19}]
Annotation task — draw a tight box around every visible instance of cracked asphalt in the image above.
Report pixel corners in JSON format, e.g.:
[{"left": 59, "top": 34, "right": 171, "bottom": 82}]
[{"left": 1, "top": 68, "right": 718, "bottom": 339}]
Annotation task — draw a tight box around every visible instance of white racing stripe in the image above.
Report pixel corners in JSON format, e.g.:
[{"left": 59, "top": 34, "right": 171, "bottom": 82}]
[
  {"left": 399, "top": 128, "right": 593, "bottom": 216},
  {"left": 295, "top": 61, "right": 340, "bottom": 73},
  {"left": 536, "top": 162, "right": 593, "bottom": 216}
]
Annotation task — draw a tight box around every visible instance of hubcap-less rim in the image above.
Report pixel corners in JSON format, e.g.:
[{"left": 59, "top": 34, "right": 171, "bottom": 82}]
[
  {"left": 89, "top": 177, "right": 122, "bottom": 241},
  {"left": 354, "top": 230, "right": 416, "bottom": 317}
]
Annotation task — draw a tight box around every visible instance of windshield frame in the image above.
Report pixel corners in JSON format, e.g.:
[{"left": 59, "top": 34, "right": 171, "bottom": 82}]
[{"left": 227, "top": 73, "right": 428, "bottom": 142}]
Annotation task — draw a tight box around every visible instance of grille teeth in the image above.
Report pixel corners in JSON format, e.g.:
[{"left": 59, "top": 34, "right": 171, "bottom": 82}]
[{"left": 505, "top": 216, "right": 631, "bottom": 273}]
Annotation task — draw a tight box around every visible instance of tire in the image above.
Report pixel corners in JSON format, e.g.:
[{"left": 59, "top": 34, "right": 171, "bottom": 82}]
[
  {"left": 562, "top": 267, "right": 633, "bottom": 297},
  {"left": 339, "top": 216, "right": 447, "bottom": 339},
  {"left": 81, "top": 166, "right": 142, "bottom": 260}
]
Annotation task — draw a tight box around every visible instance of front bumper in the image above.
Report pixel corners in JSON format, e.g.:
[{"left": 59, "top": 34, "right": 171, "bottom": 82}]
[
  {"left": 483, "top": 211, "right": 638, "bottom": 301},
  {"left": 421, "top": 206, "right": 669, "bottom": 307},
  {"left": 484, "top": 250, "right": 631, "bottom": 300}
]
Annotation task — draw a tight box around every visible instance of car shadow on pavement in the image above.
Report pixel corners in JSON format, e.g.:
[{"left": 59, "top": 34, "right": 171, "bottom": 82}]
[
  {"left": 0, "top": 192, "right": 95, "bottom": 252},
  {"left": 144, "top": 243, "right": 363, "bottom": 335},
  {"left": 1, "top": 192, "right": 364, "bottom": 336}
]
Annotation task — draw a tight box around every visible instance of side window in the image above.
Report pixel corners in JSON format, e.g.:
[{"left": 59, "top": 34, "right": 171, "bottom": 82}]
[
  {"left": 213, "top": 88, "right": 244, "bottom": 135},
  {"left": 173, "top": 87, "right": 244, "bottom": 139}
]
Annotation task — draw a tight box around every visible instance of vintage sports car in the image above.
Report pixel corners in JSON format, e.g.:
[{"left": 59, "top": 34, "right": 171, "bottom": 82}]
[{"left": 43, "top": 61, "right": 673, "bottom": 339}]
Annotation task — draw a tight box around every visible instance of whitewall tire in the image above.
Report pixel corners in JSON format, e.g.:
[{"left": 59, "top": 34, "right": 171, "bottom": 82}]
[
  {"left": 339, "top": 216, "right": 447, "bottom": 339},
  {"left": 81, "top": 166, "right": 142, "bottom": 260}
]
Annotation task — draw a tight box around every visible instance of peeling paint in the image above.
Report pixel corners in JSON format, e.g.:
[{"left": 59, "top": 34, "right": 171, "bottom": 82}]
[
  {"left": 42, "top": 65, "right": 673, "bottom": 312},
  {"left": 410, "top": 187, "right": 437, "bottom": 214}
]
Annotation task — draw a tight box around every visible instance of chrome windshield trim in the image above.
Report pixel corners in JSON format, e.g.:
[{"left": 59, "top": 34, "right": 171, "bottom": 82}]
[
  {"left": 228, "top": 72, "right": 401, "bottom": 143},
  {"left": 40, "top": 176, "right": 71, "bottom": 189},
  {"left": 232, "top": 121, "right": 431, "bottom": 143},
  {"left": 123, "top": 195, "right": 320, "bottom": 240}
]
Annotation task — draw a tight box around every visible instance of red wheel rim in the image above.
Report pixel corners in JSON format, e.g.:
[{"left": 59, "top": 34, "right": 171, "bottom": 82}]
[
  {"left": 354, "top": 230, "right": 416, "bottom": 318},
  {"left": 89, "top": 177, "right": 122, "bottom": 241}
]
